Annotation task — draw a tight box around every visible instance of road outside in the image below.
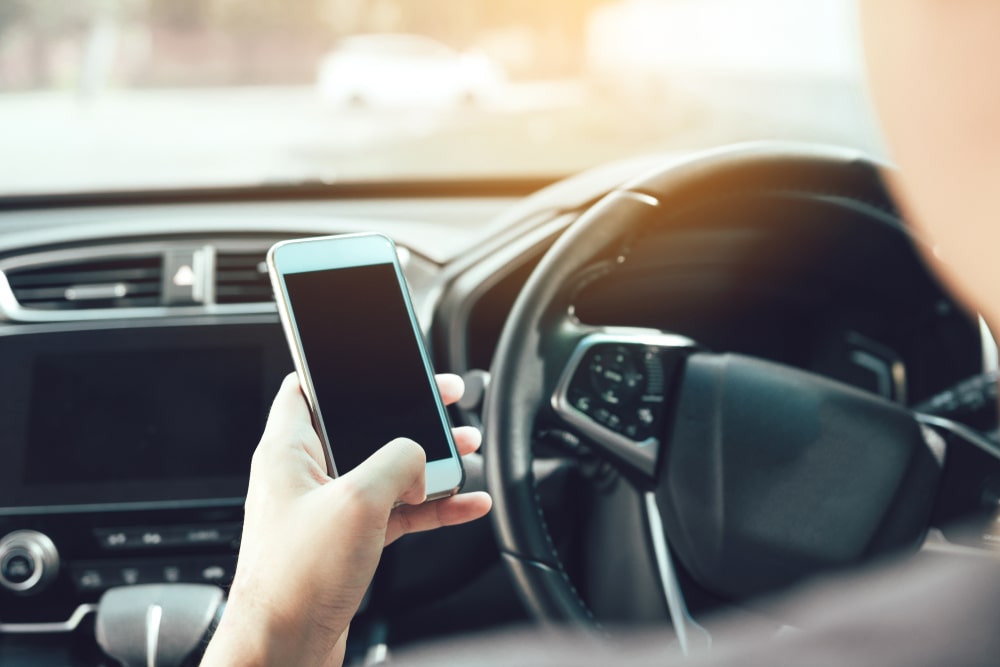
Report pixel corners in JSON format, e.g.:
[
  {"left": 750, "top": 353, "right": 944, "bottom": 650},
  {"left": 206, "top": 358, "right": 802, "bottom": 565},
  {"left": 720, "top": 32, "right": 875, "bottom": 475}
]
[{"left": 0, "top": 74, "right": 882, "bottom": 196}]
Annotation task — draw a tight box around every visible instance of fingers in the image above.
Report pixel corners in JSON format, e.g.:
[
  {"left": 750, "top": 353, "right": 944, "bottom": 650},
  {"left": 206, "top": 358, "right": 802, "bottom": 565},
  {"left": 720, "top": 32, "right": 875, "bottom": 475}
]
[
  {"left": 438, "top": 375, "right": 481, "bottom": 455},
  {"left": 336, "top": 437, "right": 428, "bottom": 509},
  {"left": 451, "top": 426, "right": 482, "bottom": 456},
  {"left": 256, "top": 372, "right": 478, "bottom": 508},
  {"left": 436, "top": 373, "right": 464, "bottom": 406},
  {"left": 385, "top": 492, "right": 492, "bottom": 545},
  {"left": 261, "top": 373, "right": 314, "bottom": 441},
  {"left": 254, "top": 373, "right": 329, "bottom": 474}
]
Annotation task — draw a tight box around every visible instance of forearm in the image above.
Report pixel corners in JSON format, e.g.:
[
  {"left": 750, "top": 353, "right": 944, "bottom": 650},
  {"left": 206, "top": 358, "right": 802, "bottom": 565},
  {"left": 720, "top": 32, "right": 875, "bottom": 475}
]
[{"left": 201, "top": 587, "right": 347, "bottom": 667}]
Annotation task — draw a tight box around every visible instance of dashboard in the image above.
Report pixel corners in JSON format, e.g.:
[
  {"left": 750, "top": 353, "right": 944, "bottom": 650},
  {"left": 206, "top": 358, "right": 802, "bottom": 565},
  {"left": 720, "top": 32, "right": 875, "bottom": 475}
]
[
  {"left": 0, "top": 197, "right": 508, "bottom": 624},
  {"left": 0, "top": 153, "right": 998, "bottom": 664}
]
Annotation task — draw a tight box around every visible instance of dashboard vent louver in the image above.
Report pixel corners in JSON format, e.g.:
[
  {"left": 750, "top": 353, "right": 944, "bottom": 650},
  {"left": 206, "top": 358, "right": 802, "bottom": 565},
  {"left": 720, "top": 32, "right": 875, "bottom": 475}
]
[
  {"left": 5, "top": 256, "right": 164, "bottom": 310},
  {"left": 215, "top": 251, "right": 273, "bottom": 304}
]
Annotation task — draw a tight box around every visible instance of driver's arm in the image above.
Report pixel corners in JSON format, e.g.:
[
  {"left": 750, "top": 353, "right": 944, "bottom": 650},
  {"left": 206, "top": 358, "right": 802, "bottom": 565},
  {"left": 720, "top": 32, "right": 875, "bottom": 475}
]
[{"left": 200, "top": 373, "right": 491, "bottom": 667}]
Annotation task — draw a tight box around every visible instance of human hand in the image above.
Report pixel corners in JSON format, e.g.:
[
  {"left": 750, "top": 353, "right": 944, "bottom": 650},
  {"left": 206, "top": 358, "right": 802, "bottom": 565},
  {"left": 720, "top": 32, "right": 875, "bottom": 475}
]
[{"left": 201, "top": 373, "right": 492, "bottom": 667}]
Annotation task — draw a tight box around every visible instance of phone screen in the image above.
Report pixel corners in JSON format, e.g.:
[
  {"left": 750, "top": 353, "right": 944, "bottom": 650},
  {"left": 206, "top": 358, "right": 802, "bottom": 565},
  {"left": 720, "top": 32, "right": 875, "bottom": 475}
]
[{"left": 282, "top": 261, "right": 453, "bottom": 475}]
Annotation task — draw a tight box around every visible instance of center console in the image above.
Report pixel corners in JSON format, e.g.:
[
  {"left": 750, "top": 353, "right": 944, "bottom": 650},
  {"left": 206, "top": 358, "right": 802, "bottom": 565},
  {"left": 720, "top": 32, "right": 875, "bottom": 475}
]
[{"left": 0, "top": 319, "right": 291, "bottom": 629}]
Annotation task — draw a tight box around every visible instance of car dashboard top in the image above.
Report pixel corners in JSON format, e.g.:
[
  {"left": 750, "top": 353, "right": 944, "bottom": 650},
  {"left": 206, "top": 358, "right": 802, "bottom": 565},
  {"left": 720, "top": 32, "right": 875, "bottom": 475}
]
[
  {"left": 0, "top": 194, "right": 520, "bottom": 632},
  {"left": 0, "top": 168, "right": 996, "bottom": 658}
]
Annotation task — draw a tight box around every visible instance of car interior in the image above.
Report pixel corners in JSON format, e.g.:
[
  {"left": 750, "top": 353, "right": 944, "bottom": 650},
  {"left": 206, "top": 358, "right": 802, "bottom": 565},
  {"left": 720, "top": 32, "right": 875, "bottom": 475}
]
[{"left": 1, "top": 2, "right": 999, "bottom": 666}]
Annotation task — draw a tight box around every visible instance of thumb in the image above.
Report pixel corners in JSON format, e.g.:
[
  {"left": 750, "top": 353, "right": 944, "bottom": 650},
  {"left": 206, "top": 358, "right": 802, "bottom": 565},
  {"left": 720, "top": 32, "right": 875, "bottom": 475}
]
[{"left": 335, "top": 438, "right": 428, "bottom": 510}]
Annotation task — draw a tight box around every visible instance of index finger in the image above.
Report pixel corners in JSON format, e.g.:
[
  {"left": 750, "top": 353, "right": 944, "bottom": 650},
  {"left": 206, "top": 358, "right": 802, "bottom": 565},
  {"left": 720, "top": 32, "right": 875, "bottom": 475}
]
[
  {"left": 262, "top": 373, "right": 313, "bottom": 437},
  {"left": 436, "top": 373, "right": 464, "bottom": 406},
  {"left": 257, "top": 373, "right": 327, "bottom": 470}
]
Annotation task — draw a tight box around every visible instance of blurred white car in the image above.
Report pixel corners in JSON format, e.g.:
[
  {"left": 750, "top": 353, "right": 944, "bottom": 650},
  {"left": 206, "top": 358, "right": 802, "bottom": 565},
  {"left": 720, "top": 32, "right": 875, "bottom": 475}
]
[{"left": 316, "top": 34, "right": 505, "bottom": 109}]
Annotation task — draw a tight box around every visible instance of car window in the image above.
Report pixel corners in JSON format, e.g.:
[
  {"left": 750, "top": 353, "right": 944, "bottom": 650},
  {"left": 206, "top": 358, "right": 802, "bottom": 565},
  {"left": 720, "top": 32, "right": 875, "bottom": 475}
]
[{"left": 0, "top": 0, "right": 877, "bottom": 196}]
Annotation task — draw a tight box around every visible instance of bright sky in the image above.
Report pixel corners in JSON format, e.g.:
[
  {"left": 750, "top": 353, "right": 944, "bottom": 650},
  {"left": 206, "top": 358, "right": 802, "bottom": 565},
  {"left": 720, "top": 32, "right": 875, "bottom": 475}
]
[{"left": 589, "top": 0, "right": 862, "bottom": 77}]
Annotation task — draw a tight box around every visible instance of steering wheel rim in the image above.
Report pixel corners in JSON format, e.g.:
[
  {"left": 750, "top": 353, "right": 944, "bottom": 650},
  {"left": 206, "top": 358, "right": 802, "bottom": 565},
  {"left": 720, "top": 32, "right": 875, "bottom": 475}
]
[{"left": 483, "top": 142, "right": 926, "bottom": 629}]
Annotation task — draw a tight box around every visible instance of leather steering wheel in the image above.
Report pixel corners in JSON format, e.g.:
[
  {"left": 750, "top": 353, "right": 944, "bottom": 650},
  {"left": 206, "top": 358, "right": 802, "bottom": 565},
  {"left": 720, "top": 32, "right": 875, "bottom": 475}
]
[{"left": 483, "top": 143, "right": 946, "bottom": 649}]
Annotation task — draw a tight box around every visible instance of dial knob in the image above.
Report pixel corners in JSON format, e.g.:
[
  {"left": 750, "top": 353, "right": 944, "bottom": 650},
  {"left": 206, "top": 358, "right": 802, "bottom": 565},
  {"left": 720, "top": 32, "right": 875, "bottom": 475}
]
[{"left": 0, "top": 530, "right": 60, "bottom": 595}]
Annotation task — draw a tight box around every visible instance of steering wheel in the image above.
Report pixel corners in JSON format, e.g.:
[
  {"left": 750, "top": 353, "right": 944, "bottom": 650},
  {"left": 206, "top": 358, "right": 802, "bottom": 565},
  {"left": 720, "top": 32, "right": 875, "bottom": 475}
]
[{"left": 483, "top": 144, "right": 947, "bottom": 650}]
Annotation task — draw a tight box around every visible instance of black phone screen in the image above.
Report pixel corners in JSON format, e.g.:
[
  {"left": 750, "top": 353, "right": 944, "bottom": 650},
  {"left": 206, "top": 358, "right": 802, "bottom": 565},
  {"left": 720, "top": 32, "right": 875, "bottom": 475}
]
[{"left": 283, "top": 261, "right": 452, "bottom": 474}]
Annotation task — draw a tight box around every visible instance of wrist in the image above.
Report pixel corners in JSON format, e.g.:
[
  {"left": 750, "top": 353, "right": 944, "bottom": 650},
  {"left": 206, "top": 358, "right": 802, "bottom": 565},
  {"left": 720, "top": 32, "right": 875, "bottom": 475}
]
[
  {"left": 201, "top": 577, "right": 348, "bottom": 667},
  {"left": 200, "top": 600, "right": 282, "bottom": 667},
  {"left": 201, "top": 590, "right": 304, "bottom": 667}
]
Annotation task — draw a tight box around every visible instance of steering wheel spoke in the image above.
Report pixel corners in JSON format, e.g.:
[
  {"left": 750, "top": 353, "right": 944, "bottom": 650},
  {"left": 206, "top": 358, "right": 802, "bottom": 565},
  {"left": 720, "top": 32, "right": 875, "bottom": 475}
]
[
  {"left": 644, "top": 491, "right": 712, "bottom": 655},
  {"left": 549, "top": 328, "right": 696, "bottom": 483}
]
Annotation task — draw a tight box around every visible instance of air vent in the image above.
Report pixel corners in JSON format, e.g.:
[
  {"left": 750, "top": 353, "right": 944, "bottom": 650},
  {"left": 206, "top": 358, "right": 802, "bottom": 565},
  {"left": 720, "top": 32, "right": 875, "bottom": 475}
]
[
  {"left": 215, "top": 251, "right": 273, "bottom": 304},
  {"left": 5, "top": 256, "right": 163, "bottom": 310}
]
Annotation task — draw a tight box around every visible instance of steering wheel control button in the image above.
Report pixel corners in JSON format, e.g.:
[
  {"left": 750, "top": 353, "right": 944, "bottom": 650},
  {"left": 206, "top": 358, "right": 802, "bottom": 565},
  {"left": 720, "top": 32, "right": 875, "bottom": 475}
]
[
  {"left": 0, "top": 530, "right": 60, "bottom": 595},
  {"left": 553, "top": 332, "right": 695, "bottom": 480},
  {"left": 567, "top": 342, "right": 677, "bottom": 443},
  {"left": 588, "top": 345, "right": 644, "bottom": 406},
  {"left": 638, "top": 407, "right": 654, "bottom": 425}
]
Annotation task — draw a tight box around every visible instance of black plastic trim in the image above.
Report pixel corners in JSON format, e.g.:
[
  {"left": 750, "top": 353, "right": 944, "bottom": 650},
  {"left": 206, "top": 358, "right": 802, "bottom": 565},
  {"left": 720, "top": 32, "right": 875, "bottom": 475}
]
[{"left": 0, "top": 178, "right": 558, "bottom": 213}]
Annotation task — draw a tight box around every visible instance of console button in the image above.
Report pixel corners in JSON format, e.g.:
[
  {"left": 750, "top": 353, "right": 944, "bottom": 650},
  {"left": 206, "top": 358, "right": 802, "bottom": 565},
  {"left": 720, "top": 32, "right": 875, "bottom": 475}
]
[
  {"left": 1, "top": 551, "right": 35, "bottom": 585},
  {"left": 189, "top": 557, "right": 236, "bottom": 586},
  {"left": 96, "top": 523, "right": 242, "bottom": 551},
  {"left": 74, "top": 567, "right": 110, "bottom": 592},
  {"left": 162, "top": 565, "right": 182, "bottom": 584},
  {"left": 183, "top": 525, "right": 240, "bottom": 546},
  {"left": 94, "top": 528, "right": 165, "bottom": 550},
  {"left": 101, "top": 531, "right": 129, "bottom": 549},
  {"left": 200, "top": 565, "right": 227, "bottom": 583},
  {"left": 120, "top": 567, "right": 141, "bottom": 586}
]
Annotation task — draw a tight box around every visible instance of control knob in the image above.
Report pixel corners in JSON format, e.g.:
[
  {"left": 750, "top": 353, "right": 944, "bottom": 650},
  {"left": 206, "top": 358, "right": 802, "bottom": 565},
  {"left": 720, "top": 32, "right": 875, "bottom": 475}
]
[{"left": 0, "top": 530, "right": 60, "bottom": 595}]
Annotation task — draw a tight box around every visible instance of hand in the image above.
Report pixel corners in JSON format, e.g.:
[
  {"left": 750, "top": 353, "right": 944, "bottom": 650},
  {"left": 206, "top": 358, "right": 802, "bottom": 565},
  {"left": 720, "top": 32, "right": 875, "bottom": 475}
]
[{"left": 201, "top": 373, "right": 492, "bottom": 667}]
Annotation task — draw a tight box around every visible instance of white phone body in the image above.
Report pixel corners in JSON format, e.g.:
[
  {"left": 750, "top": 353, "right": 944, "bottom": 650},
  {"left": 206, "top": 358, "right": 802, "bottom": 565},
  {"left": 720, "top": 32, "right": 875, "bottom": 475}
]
[{"left": 267, "top": 233, "right": 464, "bottom": 501}]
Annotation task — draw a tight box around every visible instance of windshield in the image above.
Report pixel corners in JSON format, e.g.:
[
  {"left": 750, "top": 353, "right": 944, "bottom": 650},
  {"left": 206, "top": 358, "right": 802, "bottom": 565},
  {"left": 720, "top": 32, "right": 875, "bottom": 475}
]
[{"left": 0, "top": 0, "right": 879, "bottom": 195}]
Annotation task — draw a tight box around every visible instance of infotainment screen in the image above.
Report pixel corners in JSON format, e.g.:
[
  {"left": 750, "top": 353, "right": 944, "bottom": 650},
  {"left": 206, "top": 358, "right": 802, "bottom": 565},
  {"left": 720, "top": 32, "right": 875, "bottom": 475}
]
[
  {"left": 25, "top": 349, "right": 263, "bottom": 485},
  {"left": 0, "top": 322, "right": 291, "bottom": 513}
]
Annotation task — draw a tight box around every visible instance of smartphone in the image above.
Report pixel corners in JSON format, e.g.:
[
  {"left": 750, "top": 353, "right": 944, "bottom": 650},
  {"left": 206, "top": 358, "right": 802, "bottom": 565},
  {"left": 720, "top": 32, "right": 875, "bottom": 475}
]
[{"left": 267, "top": 233, "right": 464, "bottom": 501}]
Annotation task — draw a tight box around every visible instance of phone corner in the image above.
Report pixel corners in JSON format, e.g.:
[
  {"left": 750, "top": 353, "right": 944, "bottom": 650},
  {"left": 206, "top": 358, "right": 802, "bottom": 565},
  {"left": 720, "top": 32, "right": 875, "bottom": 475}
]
[
  {"left": 265, "top": 238, "right": 289, "bottom": 264},
  {"left": 372, "top": 232, "right": 397, "bottom": 252}
]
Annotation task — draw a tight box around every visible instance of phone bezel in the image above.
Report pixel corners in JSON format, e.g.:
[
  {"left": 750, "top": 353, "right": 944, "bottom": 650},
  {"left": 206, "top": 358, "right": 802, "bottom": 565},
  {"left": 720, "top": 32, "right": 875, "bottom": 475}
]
[{"left": 267, "top": 233, "right": 464, "bottom": 500}]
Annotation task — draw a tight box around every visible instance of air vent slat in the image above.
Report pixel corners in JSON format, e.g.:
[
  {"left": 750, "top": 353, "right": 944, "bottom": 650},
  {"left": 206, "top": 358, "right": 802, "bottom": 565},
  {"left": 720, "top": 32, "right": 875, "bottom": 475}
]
[
  {"left": 21, "top": 296, "right": 163, "bottom": 311},
  {"left": 215, "top": 250, "right": 273, "bottom": 305},
  {"left": 215, "top": 286, "right": 273, "bottom": 297},
  {"left": 216, "top": 254, "right": 266, "bottom": 268},
  {"left": 218, "top": 270, "right": 266, "bottom": 283},
  {"left": 14, "top": 283, "right": 161, "bottom": 302},
  {"left": 9, "top": 267, "right": 161, "bottom": 287},
  {"left": 5, "top": 255, "right": 163, "bottom": 311}
]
